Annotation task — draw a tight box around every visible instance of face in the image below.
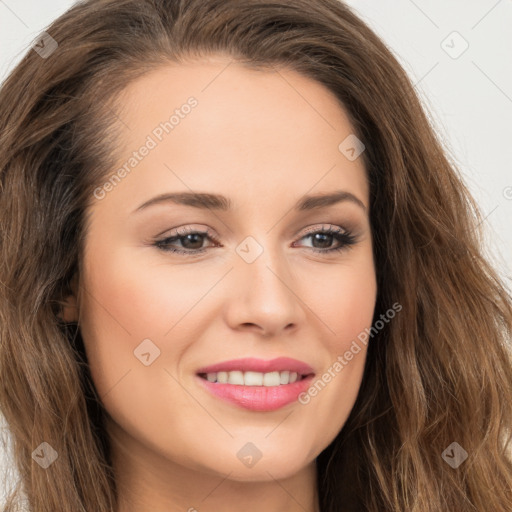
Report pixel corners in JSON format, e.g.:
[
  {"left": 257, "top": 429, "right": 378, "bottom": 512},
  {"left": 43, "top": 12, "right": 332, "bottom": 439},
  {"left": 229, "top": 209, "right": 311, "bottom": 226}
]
[{"left": 64, "top": 56, "right": 377, "bottom": 484}]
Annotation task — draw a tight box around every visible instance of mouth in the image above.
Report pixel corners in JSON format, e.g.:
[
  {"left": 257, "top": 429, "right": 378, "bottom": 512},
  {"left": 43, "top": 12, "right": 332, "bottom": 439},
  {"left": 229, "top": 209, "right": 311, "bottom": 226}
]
[
  {"left": 197, "top": 370, "right": 312, "bottom": 386},
  {"left": 194, "top": 357, "right": 315, "bottom": 411}
]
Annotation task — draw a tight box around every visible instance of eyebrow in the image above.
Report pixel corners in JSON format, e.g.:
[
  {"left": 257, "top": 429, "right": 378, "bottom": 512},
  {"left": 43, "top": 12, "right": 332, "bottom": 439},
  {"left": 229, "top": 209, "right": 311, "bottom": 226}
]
[{"left": 133, "top": 190, "right": 367, "bottom": 214}]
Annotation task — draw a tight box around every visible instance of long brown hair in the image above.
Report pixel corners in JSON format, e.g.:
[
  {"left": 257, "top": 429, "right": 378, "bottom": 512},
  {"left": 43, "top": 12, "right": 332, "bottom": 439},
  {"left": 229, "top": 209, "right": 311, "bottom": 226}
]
[{"left": 1, "top": 1, "right": 511, "bottom": 510}]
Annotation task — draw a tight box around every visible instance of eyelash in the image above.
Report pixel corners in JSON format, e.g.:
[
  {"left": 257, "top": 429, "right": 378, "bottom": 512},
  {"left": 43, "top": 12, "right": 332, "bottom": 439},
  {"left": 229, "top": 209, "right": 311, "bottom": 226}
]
[{"left": 153, "top": 224, "right": 357, "bottom": 256}]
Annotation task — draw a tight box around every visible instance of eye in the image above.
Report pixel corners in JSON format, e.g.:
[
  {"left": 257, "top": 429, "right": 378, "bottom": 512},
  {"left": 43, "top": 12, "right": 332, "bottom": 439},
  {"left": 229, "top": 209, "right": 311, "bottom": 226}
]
[
  {"left": 293, "top": 224, "right": 357, "bottom": 254},
  {"left": 153, "top": 226, "right": 220, "bottom": 255},
  {"left": 153, "top": 224, "right": 357, "bottom": 256}
]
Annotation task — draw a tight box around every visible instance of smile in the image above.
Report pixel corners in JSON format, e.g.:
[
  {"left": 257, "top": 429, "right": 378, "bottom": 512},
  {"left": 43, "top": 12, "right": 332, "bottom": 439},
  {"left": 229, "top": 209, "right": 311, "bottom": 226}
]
[
  {"left": 198, "top": 370, "right": 308, "bottom": 386},
  {"left": 195, "top": 357, "right": 316, "bottom": 411}
]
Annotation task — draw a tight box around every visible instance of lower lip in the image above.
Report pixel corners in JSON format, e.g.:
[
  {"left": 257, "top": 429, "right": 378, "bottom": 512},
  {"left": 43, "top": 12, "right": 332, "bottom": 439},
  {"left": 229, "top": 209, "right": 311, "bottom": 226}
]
[{"left": 196, "top": 374, "right": 314, "bottom": 411}]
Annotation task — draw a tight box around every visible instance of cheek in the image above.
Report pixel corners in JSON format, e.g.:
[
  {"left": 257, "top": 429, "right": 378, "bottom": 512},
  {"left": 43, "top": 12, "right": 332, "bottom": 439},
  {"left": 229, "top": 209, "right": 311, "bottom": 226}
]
[
  {"left": 307, "top": 256, "right": 377, "bottom": 346},
  {"left": 77, "top": 244, "right": 224, "bottom": 393},
  {"left": 294, "top": 255, "right": 376, "bottom": 443},
  {"left": 80, "top": 245, "right": 213, "bottom": 339},
  {"left": 77, "top": 244, "right": 164, "bottom": 396}
]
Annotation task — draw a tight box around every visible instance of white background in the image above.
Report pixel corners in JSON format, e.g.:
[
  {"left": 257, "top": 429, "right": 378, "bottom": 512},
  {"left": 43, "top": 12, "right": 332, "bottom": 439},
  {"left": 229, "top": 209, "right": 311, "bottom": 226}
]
[{"left": 1, "top": 0, "right": 511, "bottom": 504}]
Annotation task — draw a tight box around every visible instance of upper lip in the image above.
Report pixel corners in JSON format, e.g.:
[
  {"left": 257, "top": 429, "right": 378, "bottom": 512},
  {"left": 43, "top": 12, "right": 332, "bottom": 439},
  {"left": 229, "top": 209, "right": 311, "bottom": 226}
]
[{"left": 196, "top": 357, "right": 315, "bottom": 376}]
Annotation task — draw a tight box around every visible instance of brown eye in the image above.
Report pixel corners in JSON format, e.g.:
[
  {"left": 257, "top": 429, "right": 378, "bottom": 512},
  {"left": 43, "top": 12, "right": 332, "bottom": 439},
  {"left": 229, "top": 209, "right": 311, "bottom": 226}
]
[
  {"left": 154, "top": 227, "right": 219, "bottom": 255},
  {"left": 294, "top": 225, "right": 357, "bottom": 254}
]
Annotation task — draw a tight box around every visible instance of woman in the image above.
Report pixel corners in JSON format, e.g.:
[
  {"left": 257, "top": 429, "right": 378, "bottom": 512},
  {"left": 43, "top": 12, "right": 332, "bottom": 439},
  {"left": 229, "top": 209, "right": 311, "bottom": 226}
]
[{"left": 0, "top": 0, "right": 511, "bottom": 511}]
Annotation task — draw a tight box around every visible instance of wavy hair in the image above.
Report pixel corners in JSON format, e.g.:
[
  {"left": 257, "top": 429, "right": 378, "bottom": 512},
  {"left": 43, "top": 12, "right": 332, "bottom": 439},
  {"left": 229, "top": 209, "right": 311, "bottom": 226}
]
[{"left": 1, "top": 0, "right": 511, "bottom": 510}]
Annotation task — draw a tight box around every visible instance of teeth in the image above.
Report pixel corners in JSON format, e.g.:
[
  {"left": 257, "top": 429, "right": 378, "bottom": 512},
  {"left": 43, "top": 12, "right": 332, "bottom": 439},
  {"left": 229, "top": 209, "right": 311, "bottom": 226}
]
[
  {"left": 244, "top": 371, "right": 263, "bottom": 386},
  {"left": 204, "top": 370, "right": 301, "bottom": 386},
  {"left": 228, "top": 371, "right": 244, "bottom": 385},
  {"left": 263, "top": 371, "right": 280, "bottom": 386},
  {"left": 217, "top": 371, "right": 228, "bottom": 383}
]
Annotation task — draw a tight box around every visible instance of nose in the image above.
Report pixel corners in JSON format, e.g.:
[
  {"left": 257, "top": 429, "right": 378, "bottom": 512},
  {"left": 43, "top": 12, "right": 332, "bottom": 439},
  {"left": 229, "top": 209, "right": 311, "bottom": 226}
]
[{"left": 223, "top": 242, "right": 305, "bottom": 338}]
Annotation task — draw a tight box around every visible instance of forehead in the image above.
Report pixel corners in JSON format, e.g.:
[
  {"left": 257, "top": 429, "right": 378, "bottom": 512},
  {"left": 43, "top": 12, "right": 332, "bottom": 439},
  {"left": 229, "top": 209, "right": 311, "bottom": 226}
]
[{"left": 97, "top": 57, "right": 369, "bottom": 214}]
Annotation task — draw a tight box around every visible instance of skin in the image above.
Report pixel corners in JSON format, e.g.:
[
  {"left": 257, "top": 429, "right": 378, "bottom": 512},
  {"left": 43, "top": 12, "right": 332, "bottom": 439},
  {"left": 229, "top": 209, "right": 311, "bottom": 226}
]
[{"left": 62, "top": 56, "right": 377, "bottom": 512}]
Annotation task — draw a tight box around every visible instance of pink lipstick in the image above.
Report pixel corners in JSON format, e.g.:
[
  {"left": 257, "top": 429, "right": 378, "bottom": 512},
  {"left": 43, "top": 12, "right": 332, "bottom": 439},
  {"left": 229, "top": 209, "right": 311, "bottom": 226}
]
[{"left": 195, "top": 357, "right": 315, "bottom": 411}]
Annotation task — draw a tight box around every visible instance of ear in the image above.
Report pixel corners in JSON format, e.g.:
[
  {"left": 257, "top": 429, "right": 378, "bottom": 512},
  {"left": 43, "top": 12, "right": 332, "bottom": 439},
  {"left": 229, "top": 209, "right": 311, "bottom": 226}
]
[{"left": 58, "top": 273, "right": 79, "bottom": 323}]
